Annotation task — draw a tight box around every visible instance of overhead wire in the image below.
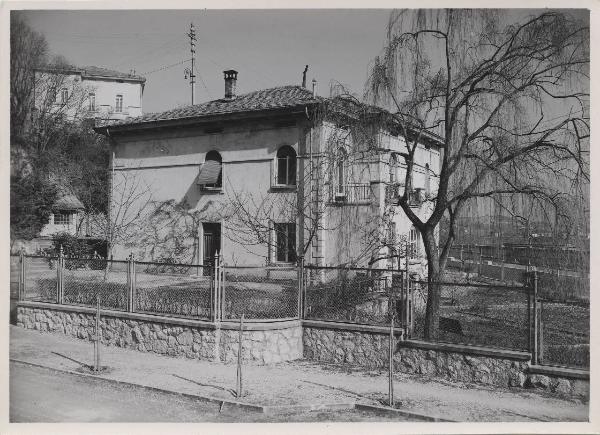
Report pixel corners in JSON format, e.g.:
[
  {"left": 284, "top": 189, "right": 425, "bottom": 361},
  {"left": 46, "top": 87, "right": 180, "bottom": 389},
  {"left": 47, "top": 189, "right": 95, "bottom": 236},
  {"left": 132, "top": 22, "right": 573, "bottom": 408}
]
[{"left": 141, "top": 58, "right": 191, "bottom": 75}]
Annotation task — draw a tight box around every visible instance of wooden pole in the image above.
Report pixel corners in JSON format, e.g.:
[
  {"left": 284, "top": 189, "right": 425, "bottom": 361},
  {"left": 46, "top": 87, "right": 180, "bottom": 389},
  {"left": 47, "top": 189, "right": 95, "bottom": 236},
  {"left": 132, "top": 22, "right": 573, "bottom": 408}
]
[{"left": 236, "top": 314, "right": 244, "bottom": 398}]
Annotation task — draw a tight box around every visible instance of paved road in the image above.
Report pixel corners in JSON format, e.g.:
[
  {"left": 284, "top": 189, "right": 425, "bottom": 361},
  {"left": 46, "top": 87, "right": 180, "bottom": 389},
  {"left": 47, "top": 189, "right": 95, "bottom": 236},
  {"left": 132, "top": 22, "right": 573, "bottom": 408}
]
[{"left": 10, "top": 362, "right": 409, "bottom": 422}]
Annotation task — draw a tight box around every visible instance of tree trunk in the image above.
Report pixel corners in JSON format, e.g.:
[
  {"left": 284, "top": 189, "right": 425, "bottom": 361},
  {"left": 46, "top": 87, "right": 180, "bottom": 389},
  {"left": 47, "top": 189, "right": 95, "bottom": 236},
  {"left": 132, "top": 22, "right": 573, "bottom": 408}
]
[{"left": 422, "top": 227, "right": 443, "bottom": 340}]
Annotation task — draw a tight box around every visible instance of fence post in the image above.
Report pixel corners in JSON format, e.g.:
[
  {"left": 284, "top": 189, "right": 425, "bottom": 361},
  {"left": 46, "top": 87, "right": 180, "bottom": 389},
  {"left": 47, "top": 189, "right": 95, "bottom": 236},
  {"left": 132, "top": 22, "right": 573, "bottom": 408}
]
[
  {"left": 18, "top": 249, "right": 25, "bottom": 301},
  {"left": 213, "top": 252, "right": 220, "bottom": 322},
  {"left": 532, "top": 270, "right": 539, "bottom": 365},
  {"left": 220, "top": 253, "right": 225, "bottom": 321},
  {"left": 388, "top": 317, "right": 394, "bottom": 407},
  {"left": 128, "top": 253, "right": 136, "bottom": 313},
  {"left": 297, "top": 256, "right": 304, "bottom": 319},
  {"left": 126, "top": 253, "right": 133, "bottom": 312},
  {"left": 236, "top": 314, "right": 244, "bottom": 398},
  {"left": 57, "top": 245, "right": 64, "bottom": 304},
  {"left": 539, "top": 299, "right": 544, "bottom": 364},
  {"left": 94, "top": 295, "right": 101, "bottom": 372},
  {"left": 404, "top": 240, "right": 410, "bottom": 331}
]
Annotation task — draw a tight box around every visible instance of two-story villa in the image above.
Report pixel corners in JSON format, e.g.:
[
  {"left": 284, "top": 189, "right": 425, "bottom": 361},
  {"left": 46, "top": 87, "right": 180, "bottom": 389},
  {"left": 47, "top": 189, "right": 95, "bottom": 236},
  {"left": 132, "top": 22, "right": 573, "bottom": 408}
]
[{"left": 95, "top": 70, "right": 442, "bottom": 270}]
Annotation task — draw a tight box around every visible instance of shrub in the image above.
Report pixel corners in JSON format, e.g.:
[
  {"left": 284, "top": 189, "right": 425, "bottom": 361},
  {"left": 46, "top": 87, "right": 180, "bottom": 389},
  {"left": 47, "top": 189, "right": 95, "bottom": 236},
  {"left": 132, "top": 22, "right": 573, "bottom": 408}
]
[{"left": 50, "top": 233, "right": 92, "bottom": 270}]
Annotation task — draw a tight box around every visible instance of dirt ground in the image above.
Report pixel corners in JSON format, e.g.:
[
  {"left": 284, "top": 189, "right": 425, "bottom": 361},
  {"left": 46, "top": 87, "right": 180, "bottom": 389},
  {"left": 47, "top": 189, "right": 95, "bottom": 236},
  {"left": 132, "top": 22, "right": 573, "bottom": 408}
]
[{"left": 9, "top": 326, "right": 588, "bottom": 422}]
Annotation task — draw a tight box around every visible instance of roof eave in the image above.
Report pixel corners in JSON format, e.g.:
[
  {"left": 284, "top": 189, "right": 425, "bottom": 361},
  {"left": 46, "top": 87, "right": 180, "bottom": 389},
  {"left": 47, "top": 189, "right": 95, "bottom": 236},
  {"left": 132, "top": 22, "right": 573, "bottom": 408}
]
[{"left": 94, "top": 103, "right": 317, "bottom": 136}]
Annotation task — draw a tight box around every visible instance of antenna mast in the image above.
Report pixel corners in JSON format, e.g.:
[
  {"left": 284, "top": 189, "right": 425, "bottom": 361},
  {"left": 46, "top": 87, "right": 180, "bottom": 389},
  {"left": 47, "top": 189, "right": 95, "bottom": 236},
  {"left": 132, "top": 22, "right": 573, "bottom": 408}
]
[{"left": 184, "top": 23, "right": 197, "bottom": 105}]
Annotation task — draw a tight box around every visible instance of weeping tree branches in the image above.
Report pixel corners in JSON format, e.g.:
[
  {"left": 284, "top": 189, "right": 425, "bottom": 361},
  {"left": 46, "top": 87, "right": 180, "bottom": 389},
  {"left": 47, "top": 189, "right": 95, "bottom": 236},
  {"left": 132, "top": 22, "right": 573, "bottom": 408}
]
[{"left": 366, "top": 9, "right": 589, "bottom": 339}]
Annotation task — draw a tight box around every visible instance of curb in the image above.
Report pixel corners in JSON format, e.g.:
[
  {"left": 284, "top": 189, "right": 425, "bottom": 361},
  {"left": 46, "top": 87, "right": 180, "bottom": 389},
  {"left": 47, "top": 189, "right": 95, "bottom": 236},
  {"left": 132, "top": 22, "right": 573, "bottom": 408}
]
[
  {"left": 10, "top": 358, "right": 451, "bottom": 421},
  {"left": 355, "top": 403, "right": 454, "bottom": 422},
  {"left": 10, "top": 359, "right": 263, "bottom": 413}
]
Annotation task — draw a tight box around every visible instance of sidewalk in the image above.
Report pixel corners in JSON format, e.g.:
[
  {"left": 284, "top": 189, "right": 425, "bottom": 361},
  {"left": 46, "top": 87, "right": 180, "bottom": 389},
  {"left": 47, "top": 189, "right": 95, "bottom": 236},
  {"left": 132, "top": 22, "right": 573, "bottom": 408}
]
[{"left": 9, "top": 326, "right": 588, "bottom": 422}]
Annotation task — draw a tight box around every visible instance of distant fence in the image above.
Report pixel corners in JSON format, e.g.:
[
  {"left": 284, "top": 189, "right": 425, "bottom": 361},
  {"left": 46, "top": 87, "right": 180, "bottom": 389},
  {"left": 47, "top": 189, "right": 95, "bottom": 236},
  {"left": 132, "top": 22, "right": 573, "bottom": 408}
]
[
  {"left": 11, "top": 252, "right": 588, "bottom": 369},
  {"left": 447, "top": 244, "right": 589, "bottom": 302}
]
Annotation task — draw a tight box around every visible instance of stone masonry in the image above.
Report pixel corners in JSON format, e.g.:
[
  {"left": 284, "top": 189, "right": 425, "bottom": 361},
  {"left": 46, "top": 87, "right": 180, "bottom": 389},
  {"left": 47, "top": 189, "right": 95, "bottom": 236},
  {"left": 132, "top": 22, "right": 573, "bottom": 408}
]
[
  {"left": 15, "top": 304, "right": 587, "bottom": 400},
  {"left": 17, "top": 306, "right": 302, "bottom": 364},
  {"left": 303, "top": 326, "right": 589, "bottom": 400}
]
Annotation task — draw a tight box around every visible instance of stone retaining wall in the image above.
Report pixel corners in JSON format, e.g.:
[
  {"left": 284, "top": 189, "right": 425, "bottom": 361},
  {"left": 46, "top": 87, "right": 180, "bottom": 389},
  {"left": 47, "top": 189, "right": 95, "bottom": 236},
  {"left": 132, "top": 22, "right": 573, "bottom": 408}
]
[
  {"left": 15, "top": 303, "right": 588, "bottom": 400},
  {"left": 303, "top": 324, "right": 589, "bottom": 400},
  {"left": 16, "top": 305, "right": 302, "bottom": 364}
]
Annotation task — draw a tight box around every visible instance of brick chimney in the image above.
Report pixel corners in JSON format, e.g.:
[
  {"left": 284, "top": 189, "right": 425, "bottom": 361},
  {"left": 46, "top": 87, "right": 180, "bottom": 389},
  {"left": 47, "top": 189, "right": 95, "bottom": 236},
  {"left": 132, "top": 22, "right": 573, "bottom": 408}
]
[{"left": 223, "top": 70, "right": 238, "bottom": 100}]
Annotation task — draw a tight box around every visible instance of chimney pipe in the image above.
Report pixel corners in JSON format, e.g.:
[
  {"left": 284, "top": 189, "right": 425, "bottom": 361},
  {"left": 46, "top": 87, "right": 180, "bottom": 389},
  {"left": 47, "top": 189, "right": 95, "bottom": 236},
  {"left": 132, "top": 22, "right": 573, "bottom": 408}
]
[
  {"left": 302, "top": 65, "right": 309, "bottom": 88},
  {"left": 312, "top": 78, "right": 317, "bottom": 97},
  {"left": 224, "top": 69, "right": 238, "bottom": 100}
]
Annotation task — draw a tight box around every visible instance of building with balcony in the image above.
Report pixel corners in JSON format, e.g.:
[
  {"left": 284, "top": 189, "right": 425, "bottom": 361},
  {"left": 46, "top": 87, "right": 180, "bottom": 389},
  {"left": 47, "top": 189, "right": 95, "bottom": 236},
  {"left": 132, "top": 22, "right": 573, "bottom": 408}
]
[{"left": 95, "top": 70, "right": 442, "bottom": 269}]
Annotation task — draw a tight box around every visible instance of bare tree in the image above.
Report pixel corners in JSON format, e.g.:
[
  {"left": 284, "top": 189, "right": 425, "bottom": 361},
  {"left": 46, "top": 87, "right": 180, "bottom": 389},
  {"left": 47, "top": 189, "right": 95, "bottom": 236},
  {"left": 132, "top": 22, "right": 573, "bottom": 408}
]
[
  {"left": 365, "top": 10, "right": 589, "bottom": 339},
  {"left": 10, "top": 13, "right": 48, "bottom": 140}
]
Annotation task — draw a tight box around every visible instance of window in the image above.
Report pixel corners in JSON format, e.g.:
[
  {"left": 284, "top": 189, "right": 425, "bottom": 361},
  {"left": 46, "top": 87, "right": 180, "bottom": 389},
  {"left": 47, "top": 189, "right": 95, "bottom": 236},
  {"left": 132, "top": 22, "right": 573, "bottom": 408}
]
[
  {"left": 197, "top": 150, "right": 222, "bottom": 189},
  {"left": 409, "top": 226, "right": 420, "bottom": 259},
  {"left": 115, "top": 94, "right": 123, "bottom": 112},
  {"left": 275, "top": 146, "right": 296, "bottom": 186},
  {"left": 54, "top": 212, "right": 72, "bottom": 225},
  {"left": 60, "top": 88, "right": 68, "bottom": 104},
  {"left": 89, "top": 93, "right": 96, "bottom": 111},
  {"left": 274, "top": 223, "right": 296, "bottom": 263},
  {"left": 48, "top": 88, "right": 57, "bottom": 104}
]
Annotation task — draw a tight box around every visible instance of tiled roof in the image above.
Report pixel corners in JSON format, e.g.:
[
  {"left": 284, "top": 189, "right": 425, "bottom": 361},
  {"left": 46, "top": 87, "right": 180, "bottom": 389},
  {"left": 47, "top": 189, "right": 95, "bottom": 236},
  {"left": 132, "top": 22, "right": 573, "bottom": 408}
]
[
  {"left": 36, "top": 64, "right": 145, "bottom": 82},
  {"left": 53, "top": 194, "right": 85, "bottom": 211},
  {"left": 80, "top": 66, "right": 145, "bottom": 82},
  {"left": 105, "top": 85, "right": 320, "bottom": 128}
]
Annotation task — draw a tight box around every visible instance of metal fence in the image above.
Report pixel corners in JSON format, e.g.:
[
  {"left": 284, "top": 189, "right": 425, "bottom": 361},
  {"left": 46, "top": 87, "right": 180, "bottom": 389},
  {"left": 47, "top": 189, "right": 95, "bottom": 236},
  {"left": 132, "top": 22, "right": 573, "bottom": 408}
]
[
  {"left": 223, "top": 266, "right": 299, "bottom": 320},
  {"left": 304, "top": 265, "right": 406, "bottom": 326},
  {"left": 12, "top": 252, "right": 299, "bottom": 323},
  {"left": 134, "top": 261, "right": 213, "bottom": 320},
  {"left": 538, "top": 298, "right": 589, "bottom": 369},
  {"left": 11, "top": 252, "right": 588, "bottom": 369},
  {"left": 411, "top": 280, "right": 530, "bottom": 352},
  {"left": 448, "top": 243, "right": 590, "bottom": 301},
  {"left": 62, "top": 258, "right": 129, "bottom": 311},
  {"left": 23, "top": 255, "right": 58, "bottom": 303}
]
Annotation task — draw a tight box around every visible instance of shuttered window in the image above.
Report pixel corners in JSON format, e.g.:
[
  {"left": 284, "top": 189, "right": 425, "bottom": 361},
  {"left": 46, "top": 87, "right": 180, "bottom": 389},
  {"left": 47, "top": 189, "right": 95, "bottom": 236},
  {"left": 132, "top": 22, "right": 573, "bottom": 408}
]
[{"left": 198, "top": 151, "right": 223, "bottom": 188}]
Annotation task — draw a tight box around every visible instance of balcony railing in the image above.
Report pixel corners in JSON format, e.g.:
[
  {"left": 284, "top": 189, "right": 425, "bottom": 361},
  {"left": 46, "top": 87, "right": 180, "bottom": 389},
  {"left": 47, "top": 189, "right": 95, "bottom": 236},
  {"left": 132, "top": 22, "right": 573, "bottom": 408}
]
[
  {"left": 329, "top": 183, "right": 372, "bottom": 204},
  {"left": 385, "top": 184, "right": 424, "bottom": 208}
]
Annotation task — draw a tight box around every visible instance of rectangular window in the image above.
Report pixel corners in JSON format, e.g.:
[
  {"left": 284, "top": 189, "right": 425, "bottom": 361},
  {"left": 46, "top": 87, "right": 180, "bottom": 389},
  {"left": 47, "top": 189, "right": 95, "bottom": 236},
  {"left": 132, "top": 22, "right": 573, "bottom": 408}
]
[
  {"left": 115, "top": 94, "right": 123, "bottom": 112},
  {"left": 89, "top": 93, "right": 96, "bottom": 111},
  {"left": 274, "top": 223, "right": 296, "bottom": 263},
  {"left": 409, "top": 227, "right": 420, "bottom": 259},
  {"left": 60, "top": 88, "right": 68, "bottom": 104},
  {"left": 54, "top": 212, "right": 72, "bottom": 225}
]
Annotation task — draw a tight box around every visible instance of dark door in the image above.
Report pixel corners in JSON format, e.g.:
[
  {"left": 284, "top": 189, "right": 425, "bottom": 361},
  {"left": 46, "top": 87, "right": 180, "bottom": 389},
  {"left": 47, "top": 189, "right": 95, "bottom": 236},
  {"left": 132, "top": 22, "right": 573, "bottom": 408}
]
[{"left": 203, "top": 223, "right": 221, "bottom": 274}]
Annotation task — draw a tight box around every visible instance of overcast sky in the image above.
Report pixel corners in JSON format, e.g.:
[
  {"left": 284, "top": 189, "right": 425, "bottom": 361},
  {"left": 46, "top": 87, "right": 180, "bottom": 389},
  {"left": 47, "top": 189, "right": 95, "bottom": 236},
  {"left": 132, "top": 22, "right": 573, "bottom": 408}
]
[
  {"left": 17, "top": 9, "right": 588, "bottom": 115},
  {"left": 19, "top": 9, "right": 393, "bottom": 113}
]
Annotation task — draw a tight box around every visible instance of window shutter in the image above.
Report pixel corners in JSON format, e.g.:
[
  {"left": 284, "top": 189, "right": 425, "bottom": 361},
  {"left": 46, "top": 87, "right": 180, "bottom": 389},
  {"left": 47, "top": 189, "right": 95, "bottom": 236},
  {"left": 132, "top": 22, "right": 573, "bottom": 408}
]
[{"left": 197, "top": 162, "right": 204, "bottom": 185}]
